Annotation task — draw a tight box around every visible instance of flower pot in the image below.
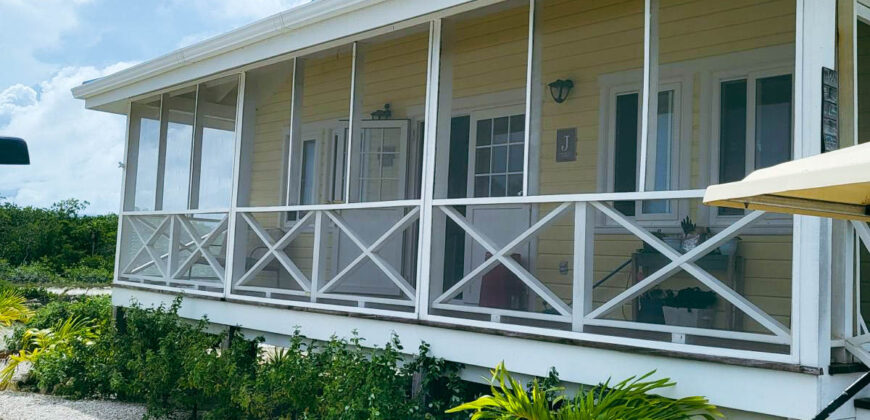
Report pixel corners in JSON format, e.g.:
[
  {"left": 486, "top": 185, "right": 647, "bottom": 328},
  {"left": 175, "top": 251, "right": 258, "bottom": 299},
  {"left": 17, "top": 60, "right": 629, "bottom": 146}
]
[{"left": 662, "top": 306, "right": 714, "bottom": 329}]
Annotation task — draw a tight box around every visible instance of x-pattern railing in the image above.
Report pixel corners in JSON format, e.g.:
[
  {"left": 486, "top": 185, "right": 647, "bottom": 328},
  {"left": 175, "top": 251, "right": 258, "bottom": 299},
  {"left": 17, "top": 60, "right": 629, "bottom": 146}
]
[
  {"left": 431, "top": 203, "right": 573, "bottom": 321},
  {"left": 318, "top": 208, "right": 419, "bottom": 300},
  {"left": 236, "top": 212, "right": 314, "bottom": 293},
  {"left": 845, "top": 222, "right": 870, "bottom": 366},
  {"left": 233, "top": 207, "right": 419, "bottom": 305},
  {"left": 120, "top": 213, "right": 228, "bottom": 288},
  {"left": 586, "top": 202, "right": 791, "bottom": 343},
  {"left": 427, "top": 196, "right": 791, "bottom": 344}
]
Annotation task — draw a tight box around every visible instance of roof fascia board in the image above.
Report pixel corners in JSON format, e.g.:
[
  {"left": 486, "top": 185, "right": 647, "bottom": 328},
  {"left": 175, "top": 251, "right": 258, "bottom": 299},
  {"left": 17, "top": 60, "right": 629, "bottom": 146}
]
[{"left": 75, "top": 0, "right": 481, "bottom": 110}]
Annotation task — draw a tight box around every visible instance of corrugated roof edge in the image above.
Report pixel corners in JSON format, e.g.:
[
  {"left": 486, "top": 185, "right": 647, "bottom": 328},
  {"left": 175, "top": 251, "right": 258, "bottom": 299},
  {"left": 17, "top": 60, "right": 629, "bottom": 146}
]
[{"left": 71, "top": 0, "right": 384, "bottom": 100}]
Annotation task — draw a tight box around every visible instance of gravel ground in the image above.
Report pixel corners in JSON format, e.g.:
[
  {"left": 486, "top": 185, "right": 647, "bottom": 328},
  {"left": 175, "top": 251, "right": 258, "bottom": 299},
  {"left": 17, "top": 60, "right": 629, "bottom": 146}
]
[{"left": 0, "top": 391, "right": 146, "bottom": 420}]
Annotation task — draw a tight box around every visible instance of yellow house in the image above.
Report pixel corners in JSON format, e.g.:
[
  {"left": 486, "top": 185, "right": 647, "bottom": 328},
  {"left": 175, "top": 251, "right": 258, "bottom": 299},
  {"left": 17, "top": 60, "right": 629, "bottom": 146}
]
[{"left": 73, "top": 0, "right": 870, "bottom": 418}]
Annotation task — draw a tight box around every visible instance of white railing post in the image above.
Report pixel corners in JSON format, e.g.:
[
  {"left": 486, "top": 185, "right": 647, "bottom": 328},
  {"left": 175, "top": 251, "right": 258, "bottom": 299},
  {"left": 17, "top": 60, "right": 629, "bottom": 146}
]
[
  {"left": 572, "top": 202, "right": 593, "bottom": 332},
  {"left": 416, "top": 19, "right": 443, "bottom": 319},
  {"left": 114, "top": 101, "right": 133, "bottom": 284},
  {"left": 310, "top": 211, "right": 323, "bottom": 302},
  {"left": 223, "top": 72, "right": 247, "bottom": 298},
  {"left": 791, "top": 0, "right": 836, "bottom": 369}
]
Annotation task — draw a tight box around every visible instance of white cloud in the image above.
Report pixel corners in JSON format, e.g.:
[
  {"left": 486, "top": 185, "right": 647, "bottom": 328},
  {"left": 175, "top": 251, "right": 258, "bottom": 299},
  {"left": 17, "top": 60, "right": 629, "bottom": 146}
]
[
  {"left": 0, "top": 0, "right": 93, "bottom": 88},
  {"left": 0, "top": 62, "right": 136, "bottom": 214}
]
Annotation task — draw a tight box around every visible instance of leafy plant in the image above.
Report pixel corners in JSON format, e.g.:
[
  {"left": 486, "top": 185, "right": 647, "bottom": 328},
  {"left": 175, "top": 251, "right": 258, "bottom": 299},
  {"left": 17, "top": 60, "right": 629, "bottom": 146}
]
[
  {"left": 0, "top": 288, "right": 34, "bottom": 326},
  {"left": 447, "top": 362, "right": 721, "bottom": 420},
  {"left": 0, "top": 315, "right": 98, "bottom": 389}
]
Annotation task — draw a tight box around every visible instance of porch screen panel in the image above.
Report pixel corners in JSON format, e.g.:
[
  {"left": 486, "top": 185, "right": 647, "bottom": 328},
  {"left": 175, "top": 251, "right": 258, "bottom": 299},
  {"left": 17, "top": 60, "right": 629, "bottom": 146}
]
[
  {"left": 531, "top": 0, "right": 645, "bottom": 196},
  {"left": 128, "top": 97, "right": 162, "bottom": 212},
  {"left": 293, "top": 44, "right": 353, "bottom": 206},
  {"left": 160, "top": 87, "right": 196, "bottom": 211},
  {"left": 350, "top": 24, "right": 429, "bottom": 203},
  {"left": 432, "top": 0, "right": 529, "bottom": 200},
  {"left": 592, "top": 0, "right": 797, "bottom": 347},
  {"left": 193, "top": 76, "right": 238, "bottom": 210},
  {"left": 237, "top": 60, "right": 294, "bottom": 208},
  {"left": 655, "top": 0, "right": 795, "bottom": 192}
]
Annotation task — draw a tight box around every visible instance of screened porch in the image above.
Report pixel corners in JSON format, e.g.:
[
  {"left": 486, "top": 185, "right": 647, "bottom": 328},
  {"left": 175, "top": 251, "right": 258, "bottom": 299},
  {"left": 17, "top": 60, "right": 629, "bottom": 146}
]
[{"left": 115, "top": 0, "right": 821, "bottom": 362}]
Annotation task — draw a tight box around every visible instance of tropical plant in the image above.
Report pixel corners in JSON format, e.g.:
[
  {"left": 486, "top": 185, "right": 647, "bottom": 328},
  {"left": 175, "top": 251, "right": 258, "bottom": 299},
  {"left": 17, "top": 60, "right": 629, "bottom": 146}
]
[
  {"left": 0, "top": 288, "right": 34, "bottom": 326},
  {"left": 447, "top": 362, "right": 721, "bottom": 420},
  {"left": 0, "top": 316, "right": 98, "bottom": 389}
]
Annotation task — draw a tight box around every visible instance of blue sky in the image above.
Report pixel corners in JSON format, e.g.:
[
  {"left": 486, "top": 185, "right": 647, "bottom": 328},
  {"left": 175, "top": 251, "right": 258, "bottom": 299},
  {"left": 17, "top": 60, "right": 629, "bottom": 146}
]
[{"left": 0, "top": 0, "right": 309, "bottom": 214}]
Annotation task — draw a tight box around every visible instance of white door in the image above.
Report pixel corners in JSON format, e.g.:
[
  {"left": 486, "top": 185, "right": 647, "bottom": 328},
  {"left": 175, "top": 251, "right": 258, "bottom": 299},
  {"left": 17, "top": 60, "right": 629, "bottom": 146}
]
[
  {"left": 333, "top": 120, "right": 411, "bottom": 296},
  {"left": 462, "top": 110, "right": 531, "bottom": 305}
]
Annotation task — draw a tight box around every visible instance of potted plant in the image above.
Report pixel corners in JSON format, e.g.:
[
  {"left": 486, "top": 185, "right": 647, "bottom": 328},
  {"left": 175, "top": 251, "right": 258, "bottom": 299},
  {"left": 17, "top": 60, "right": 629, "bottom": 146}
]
[
  {"left": 638, "top": 287, "right": 717, "bottom": 328},
  {"left": 661, "top": 287, "right": 717, "bottom": 328}
]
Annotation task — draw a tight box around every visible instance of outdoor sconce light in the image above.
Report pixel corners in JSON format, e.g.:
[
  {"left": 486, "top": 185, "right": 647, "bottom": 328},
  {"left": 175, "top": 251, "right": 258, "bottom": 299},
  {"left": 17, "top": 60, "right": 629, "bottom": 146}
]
[
  {"left": 548, "top": 79, "right": 574, "bottom": 104},
  {"left": 370, "top": 103, "right": 392, "bottom": 120}
]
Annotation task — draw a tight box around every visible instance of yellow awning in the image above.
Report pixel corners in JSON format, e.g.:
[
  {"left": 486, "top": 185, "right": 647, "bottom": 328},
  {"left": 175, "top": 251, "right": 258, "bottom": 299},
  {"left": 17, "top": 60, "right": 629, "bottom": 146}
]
[{"left": 703, "top": 142, "right": 870, "bottom": 222}]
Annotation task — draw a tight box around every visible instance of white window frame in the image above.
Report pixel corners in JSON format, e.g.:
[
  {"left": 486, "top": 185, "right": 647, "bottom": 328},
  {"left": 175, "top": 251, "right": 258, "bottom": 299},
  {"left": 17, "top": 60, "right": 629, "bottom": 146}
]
[
  {"left": 467, "top": 105, "right": 528, "bottom": 198},
  {"left": 709, "top": 65, "right": 795, "bottom": 230},
  {"left": 599, "top": 76, "right": 692, "bottom": 231}
]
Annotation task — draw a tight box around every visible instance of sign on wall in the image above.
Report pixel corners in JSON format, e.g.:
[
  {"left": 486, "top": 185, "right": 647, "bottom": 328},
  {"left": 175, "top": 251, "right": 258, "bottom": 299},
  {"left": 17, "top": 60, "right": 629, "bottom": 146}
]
[
  {"left": 556, "top": 128, "right": 577, "bottom": 162},
  {"left": 821, "top": 67, "right": 839, "bottom": 153}
]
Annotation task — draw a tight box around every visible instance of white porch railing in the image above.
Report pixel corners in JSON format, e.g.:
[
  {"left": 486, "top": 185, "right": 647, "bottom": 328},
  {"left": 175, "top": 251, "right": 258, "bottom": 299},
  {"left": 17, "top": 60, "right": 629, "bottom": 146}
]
[
  {"left": 844, "top": 222, "right": 870, "bottom": 365},
  {"left": 114, "top": 191, "right": 797, "bottom": 354},
  {"left": 428, "top": 190, "right": 791, "bottom": 347},
  {"left": 230, "top": 201, "right": 420, "bottom": 310},
  {"left": 117, "top": 211, "right": 229, "bottom": 293}
]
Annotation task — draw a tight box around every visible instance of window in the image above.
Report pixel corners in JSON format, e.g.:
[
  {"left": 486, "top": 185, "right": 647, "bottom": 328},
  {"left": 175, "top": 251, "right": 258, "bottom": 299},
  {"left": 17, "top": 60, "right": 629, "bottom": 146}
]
[
  {"left": 472, "top": 114, "right": 525, "bottom": 198},
  {"left": 299, "top": 140, "right": 317, "bottom": 205},
  {"left": 717, "top": 73, "right": 793, "bottom": 215},
  {"left": 358, "top": 126, "right": 404, "bottom": 202},
  {"left": 610, "top": 88, "right": 680, "bottom": 218}
]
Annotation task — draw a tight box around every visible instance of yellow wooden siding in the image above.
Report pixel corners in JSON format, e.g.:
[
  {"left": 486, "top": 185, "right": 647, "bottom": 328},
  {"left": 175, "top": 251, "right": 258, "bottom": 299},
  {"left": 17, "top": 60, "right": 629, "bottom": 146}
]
[{"left": 450, "top": 4, "right": 529, "bottom": 100}]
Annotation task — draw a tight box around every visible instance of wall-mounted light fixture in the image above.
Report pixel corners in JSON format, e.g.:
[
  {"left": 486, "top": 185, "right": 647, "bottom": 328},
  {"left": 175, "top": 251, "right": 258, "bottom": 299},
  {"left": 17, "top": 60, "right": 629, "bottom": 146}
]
[
  {"left": 370, "top": 103, "right": 392, "bottom": 120},
  {"left": 548, "top": 79, "right": 574, "bottom": 104}
]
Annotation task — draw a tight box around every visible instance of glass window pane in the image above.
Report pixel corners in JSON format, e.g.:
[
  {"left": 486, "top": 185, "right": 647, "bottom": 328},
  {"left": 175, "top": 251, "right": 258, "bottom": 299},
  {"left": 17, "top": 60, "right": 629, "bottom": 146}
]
[
  {"left": 755, "top": 74, "right": 793, "bottom": 169},
  {"left": 508, "top": 144, "right": 524, "bottom": 173},
  {"left": 490, "top": 174, "right": 507, "bottom": 197},
  {"left": 195, "top": 76, "right": 238, "bottom": 210},
  {"left": 509, "top": 114, "right": 524, "bottom": 143},
  {"left": 491, "top": 145, "right": 508, "bottom": 173},
  {"left": 477, "top": 119, "right": 492, "bottom": 146},
  {"left": 493, "top": 117, "right": 509, "bottom": 144},
  {"left": 613, "top": 93, "right": 639, "bottom": 216},
  {"left": 474, "top": 176, "right": 489, "bottom": 197},
  {"left": 475, "top": 148, "right": 491, "bottom": 175},
  {"left": 300, "top": 140, "right": 316, "bottom": 205},
  {"left": 130, "top": 98, "right": 161, "bottom": 211},
  {"left": 642, "top": 90, "right": 674, "bottom": 214},
  {"left": 719, "top": 80, "right": 748, "bottom": 183},
  {"left": 162, "top": 88, "right": 196, "bottom": 211},
  {"left": 507, "top": 174, "right": 523, "bottom": 196}
]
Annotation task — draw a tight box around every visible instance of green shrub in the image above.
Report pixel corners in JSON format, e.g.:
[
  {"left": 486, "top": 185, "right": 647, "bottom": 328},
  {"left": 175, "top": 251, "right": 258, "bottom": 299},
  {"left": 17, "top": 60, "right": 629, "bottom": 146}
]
[
  {"left": 5, "top": 261, "right": 61, "bottom": 284},
  {"left": 447, "top": 363, "right": 721, "bottom": 420},
  {"left": 62, "top": 264, "right": 112, "bottom": 285},
  {"left": 4, "top": 295, "right": 110, "bottom": 352}
]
